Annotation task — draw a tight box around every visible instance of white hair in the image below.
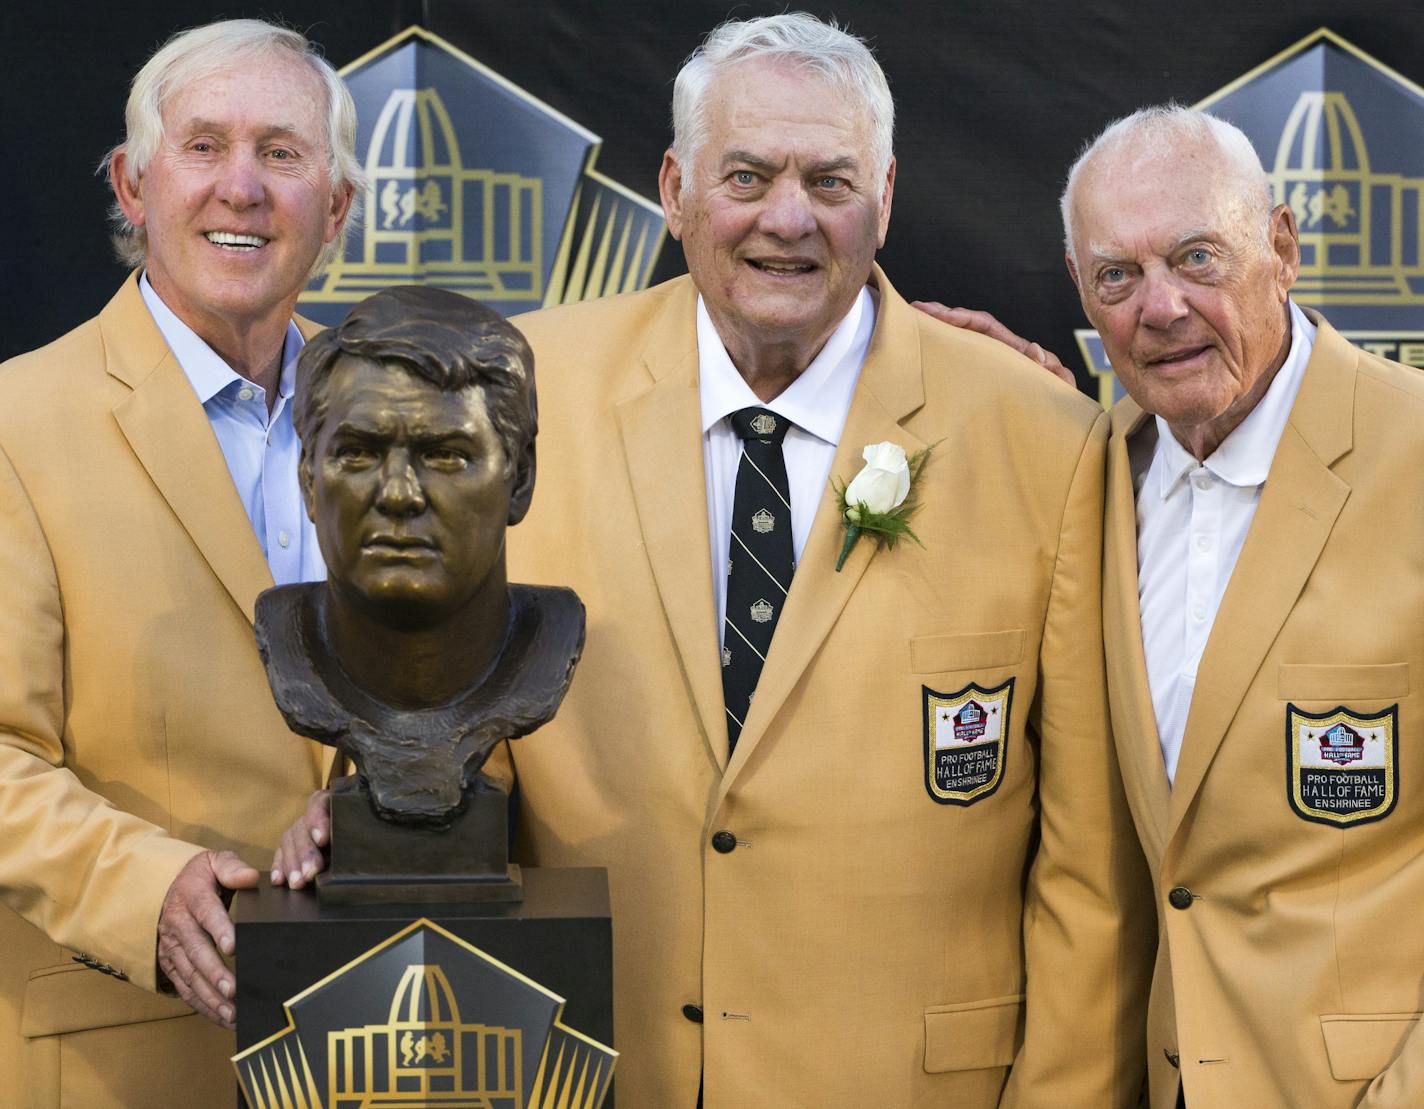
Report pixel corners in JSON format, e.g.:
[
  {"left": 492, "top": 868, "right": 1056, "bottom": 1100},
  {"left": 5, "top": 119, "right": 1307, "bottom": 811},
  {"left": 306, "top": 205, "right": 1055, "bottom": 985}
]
[
  {"left": 101, "top": 19, "right": 365, "bottom": 276},
  {"left": 671, "top": 12, "right": 895, "bottom": 181},
  {"left": 1060, "top": 103, "right": 1272, "bottom": 258}
]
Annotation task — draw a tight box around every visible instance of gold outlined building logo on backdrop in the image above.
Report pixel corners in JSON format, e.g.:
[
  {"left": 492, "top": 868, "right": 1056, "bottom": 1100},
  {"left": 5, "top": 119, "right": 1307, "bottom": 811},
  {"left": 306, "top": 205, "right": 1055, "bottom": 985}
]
[
  {"left": 1076, "top": 29, "right": 1424, "bottom": 404},
  {"left": 233, "top": 918, "right": 615, "bottom": 1109},
  {"left": 301, "top": 27, "right": 666, "bottom": 327}
]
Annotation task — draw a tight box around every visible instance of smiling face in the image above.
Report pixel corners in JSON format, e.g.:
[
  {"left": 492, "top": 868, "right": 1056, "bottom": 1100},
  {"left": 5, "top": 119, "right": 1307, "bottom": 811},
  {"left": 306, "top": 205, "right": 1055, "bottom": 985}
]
[
  {"left": 659, "top": 58, "right": 894, "bottom": 372},
  {"left": 111, "top": 51, "right": 352, "bottom": 345},
  {"left": 1067, "top": 137, "right": 1300, "bottom": 452},
  {"left": 301, "top": 356, "right": 514, "bottom": 630}
]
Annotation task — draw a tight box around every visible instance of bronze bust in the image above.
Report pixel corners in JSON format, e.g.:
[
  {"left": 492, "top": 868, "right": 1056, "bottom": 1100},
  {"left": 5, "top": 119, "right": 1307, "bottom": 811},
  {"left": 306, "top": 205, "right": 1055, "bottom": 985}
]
[{"left": 254, "top": 286, "right": 582, "bottom": 897}]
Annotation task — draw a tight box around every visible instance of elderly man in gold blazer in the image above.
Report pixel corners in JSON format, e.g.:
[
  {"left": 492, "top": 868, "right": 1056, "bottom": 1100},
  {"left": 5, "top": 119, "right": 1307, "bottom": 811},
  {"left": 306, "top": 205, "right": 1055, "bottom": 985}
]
[
  {"left": 1062, "top": 105, "right": 1424, "bottom": 1108},
  {"left": 505, "top": 15, "right": 1151, "bottom": 1109},
  {"left": 279, "top": 13, "right": 1151, "bottom": 1105},
  {"left": 0, "top": 21, "right": 354, "bottom": 1107}
]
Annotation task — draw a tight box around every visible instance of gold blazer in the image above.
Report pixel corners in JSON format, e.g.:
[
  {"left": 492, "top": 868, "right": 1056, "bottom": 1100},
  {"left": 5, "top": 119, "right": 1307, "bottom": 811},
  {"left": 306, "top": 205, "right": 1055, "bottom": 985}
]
[{"left": 1105, "top": 312, "right": 1424, "bottom": 1108}]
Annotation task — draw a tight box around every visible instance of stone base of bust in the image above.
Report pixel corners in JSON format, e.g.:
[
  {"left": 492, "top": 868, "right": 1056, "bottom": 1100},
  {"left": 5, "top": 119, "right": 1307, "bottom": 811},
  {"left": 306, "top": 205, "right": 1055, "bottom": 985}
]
[{"left": 318, "top": 773, "right": 523, "bottom": 904}]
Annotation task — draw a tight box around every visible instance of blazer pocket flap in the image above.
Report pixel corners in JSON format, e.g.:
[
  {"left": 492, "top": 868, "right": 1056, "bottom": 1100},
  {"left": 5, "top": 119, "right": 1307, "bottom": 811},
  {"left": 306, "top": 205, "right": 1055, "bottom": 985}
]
[
  {"left": 1278, "top": 664, "right": 1409, "bottom": 701},
  {"left": 22, "top": 963, "right": 193, "bottom": 1038},
  {"left": 911, "top": 630, "right": 1025, "bottom": 674},
  {"left": 1320, "top": 1012, "right": 1419, "bottom": 1080},
  {"left": 924, "top": 994, "right": 1024, "bottom": 1073}
]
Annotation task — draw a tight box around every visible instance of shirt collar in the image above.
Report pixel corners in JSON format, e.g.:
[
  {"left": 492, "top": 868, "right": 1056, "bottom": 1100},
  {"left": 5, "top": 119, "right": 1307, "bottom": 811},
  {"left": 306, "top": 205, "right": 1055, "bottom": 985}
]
[
  {"left": 139, "top": 271, "right": 304, "bottom": 404},
  {"left": 697, "top": 285, "right": 874, "bottom": 445},
  {"left": 1154, "top": 298, "right": 1317, "bottom": 499}
]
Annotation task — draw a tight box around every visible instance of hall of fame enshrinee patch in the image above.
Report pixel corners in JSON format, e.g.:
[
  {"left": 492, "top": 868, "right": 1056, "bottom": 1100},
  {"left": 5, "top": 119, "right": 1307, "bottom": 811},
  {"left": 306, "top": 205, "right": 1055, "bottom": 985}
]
[
  {"left": 1286, "top": 703, "right": 1398, "bottom": 826},
  {"left": 923, "top": 679, "right": 1013, "bottom": 806}
]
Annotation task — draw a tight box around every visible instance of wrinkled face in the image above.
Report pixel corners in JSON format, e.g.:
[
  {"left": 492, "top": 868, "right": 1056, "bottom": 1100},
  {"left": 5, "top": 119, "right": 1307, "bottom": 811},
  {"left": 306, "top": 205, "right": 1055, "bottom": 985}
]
[
  {"left": 660, "top": 58, "right": 894, "bottom": 359},
  {"left": 113, "top": 53, "right": 351, "bottom": 341},
  {"left": 1067, "top": 140, "right": 1299, "bottom": 434},
  {"left": 301, "top": 357, "right": 514, "bottom": 628}
]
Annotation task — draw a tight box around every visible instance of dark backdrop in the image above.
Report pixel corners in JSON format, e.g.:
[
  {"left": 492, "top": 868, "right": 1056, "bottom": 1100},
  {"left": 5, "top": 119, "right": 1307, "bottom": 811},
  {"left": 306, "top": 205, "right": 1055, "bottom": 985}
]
[{"left": 5, "top": 1, "right": 1420, "bottom": 391}]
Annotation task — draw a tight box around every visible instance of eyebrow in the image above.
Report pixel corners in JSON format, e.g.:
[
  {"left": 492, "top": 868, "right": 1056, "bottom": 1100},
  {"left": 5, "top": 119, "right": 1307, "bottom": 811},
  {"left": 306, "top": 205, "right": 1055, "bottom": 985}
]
[
  {"left": 806, "top": 156, "right": 859, "bottom": 176},
  {"left": 722, "top": 150, "right": 779, "bottom": 173}
]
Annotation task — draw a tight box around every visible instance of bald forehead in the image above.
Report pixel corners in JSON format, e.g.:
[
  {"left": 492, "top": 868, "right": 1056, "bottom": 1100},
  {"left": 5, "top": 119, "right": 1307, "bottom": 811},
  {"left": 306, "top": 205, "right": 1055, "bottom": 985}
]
[
  {"left": 1080, "top": 131, "right": 1261, "bottom": 211},
  {"left": 1072, "top": 136, "right": 1263, "bottom": 249}
]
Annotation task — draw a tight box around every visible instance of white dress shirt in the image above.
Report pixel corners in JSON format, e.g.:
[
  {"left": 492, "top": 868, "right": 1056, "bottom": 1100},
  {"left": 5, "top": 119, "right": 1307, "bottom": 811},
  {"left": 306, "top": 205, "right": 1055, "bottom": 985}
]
[
  {"left": 700, "top": 287, "right": 875, "bottom": 640},
  {"left": 1134, "top": 299, "right": 1316, "bottom": 783},
  {"left": 140, "top": 274, "right": 324, "bottom": 586}
]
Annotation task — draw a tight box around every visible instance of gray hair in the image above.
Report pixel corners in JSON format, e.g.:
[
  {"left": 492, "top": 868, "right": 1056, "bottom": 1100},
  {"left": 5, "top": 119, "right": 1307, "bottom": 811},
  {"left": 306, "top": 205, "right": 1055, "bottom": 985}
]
[
  {"left": 101, "top": 19, "right": 365, "bottom": 276},
  {"left": 671, "top": 12, "right": 895, "bottom": 181},
  {"left": 1060, "top": 103, "right": 1272, "bottom": 258}
]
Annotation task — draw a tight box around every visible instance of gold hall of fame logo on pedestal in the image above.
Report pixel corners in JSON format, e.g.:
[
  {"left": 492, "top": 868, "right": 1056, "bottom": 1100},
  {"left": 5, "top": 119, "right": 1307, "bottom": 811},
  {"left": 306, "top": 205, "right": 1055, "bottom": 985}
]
[
  {"left": 299, "top": 26, "right": 667, "bottom": 328},
  {"left": 1076, "top": 29, "right": 1424, "bottom": 406},
  {"left": 233, "top": 919, "right": 615, "bottom": 1109}
]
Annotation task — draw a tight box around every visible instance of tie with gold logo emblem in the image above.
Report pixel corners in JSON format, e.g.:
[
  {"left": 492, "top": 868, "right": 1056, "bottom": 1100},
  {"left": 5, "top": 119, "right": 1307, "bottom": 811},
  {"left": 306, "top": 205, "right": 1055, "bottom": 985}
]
[{"left": 722, "top": 407, "right": 795, "bottom": 752}]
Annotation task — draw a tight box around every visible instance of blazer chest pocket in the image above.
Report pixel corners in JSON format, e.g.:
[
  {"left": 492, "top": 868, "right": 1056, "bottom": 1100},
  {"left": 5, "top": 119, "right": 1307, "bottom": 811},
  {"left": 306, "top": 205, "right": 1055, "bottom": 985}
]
[
  {"left": 1278, "top": 663, "right": 1410, "bottom": 701},
  {"left": 924, "top": 994, "right": 1024, "bottom": 1072},
  {"left": 911, "top": 630, "right": 1024, "bottom": 674}
]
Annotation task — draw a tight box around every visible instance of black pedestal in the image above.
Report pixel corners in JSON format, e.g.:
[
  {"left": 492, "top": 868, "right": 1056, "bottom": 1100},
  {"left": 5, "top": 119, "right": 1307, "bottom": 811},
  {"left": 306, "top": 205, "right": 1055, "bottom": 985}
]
[{"left": 233, "top": 867, "right": 613, "bottom": 1108}]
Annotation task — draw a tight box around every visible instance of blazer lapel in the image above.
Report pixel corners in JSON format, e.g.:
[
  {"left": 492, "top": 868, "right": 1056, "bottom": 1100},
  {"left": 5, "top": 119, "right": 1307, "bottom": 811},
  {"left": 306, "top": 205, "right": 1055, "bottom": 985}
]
[
  {"left": 1167, "top": 319, "right": 1355, "bottom": 833},
  {"left": 720, "top": 269, "right": 926, "bottom": 792},
  {"left": 1104, "top": 397, "right": 1174, "bottom": 863},
  {"left": 101, "top": 276, "right": 275, "bottom": 625},
  {"left": 614, "top": 281, "right": 730, "bottom": 769}
]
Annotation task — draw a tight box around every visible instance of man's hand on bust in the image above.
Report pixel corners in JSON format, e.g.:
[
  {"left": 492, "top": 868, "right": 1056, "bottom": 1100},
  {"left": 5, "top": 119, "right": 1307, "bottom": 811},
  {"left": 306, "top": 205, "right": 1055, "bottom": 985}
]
[
  {"left": 911, "top": 302, "right": 1075, "bottom": 387},
  {"left": 156, "top": 850, "right": 259, "bottom": 1029},
  {"left": 271, "top": 788, "right": 332, "bottom": 891}
]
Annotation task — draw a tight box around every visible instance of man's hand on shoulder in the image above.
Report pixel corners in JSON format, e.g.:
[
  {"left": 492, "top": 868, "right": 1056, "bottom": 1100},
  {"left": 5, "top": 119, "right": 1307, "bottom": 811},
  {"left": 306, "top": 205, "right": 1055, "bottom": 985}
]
[
  {"left": 156, "top": 850, "right": 259, "bottom": 1029},
  {"left": 912, "top": 302, "right": 1075, "bottom": 388}
]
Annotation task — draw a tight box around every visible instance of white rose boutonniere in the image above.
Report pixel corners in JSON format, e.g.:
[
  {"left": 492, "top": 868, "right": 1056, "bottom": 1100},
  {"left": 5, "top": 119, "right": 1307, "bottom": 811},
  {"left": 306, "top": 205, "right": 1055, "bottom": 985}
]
[{"left": 832, "top": 440, "right": 936, "bottom": 571}]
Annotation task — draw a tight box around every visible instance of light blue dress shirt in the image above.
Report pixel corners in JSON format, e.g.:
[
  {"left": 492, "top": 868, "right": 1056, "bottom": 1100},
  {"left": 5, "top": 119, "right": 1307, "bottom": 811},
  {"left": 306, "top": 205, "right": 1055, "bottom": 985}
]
[{"left": 139, "top": 274, "right": 325, "bottom": 586}]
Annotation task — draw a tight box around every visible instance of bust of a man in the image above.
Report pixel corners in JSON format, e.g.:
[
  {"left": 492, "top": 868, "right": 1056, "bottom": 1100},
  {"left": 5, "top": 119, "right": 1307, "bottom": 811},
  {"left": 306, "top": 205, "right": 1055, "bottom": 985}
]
[{"left": 254, "top": 286, "right": 583, "bottom": 829}]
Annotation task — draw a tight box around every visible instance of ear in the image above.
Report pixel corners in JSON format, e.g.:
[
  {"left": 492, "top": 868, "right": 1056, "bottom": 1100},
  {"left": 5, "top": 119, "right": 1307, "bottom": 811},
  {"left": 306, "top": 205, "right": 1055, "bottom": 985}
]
[
  {"left": 1268, "top": 202, "right": 1301, "bottom": 301},
  {"left": 299, "top": 449, "right": 317, "bottom": 522},
  {"left": 324, "top": 180, "right": 356, "bottom": 244},
  {"left": 506, "top": 439, "right": 536, "bottom": 526},
  {"left": 658, "top": 149, "right": 687, "bottom": 241},
  {"left": 1065, "top": 250, "right": 1081, "bottom": 291},
  {"left": 109, "top": 147, "right": 145, "bottom": 228},
  {"left": 875, "top": 156, "right": 896, "bottom": 248}
]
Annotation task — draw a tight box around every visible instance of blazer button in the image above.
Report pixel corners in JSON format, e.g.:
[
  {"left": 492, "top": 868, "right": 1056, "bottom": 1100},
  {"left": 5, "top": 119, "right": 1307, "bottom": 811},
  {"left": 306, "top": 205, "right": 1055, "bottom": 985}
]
[
  {"left": 682, "top": 1004, "right": 704, "bottom": 1023},
  {"left": 1168, "top": 886, "right": 1194, "bottom": 910},
  {"left": 711, "top": 830, "right": 737, "bottom": 854},
  {"left": 1164, "top": 1048, "right": 1180, "bottom": 1068}
]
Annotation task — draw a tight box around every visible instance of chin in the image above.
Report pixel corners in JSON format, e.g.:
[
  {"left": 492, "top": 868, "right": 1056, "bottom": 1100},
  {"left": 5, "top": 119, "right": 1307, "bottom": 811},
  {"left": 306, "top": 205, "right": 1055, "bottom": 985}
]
[{"left": 350, "top": 576, "right": 449, "bottom": 620}]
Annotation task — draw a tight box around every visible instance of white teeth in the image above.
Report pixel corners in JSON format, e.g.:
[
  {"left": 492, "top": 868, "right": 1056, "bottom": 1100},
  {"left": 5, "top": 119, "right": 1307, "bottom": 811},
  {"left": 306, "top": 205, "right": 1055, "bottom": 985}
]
[
  {"left": 205, "top": 231, "right": 267, "bottom": 249},
  {"left": 756, "top": 261, "right": 811, "bottom": 274}
]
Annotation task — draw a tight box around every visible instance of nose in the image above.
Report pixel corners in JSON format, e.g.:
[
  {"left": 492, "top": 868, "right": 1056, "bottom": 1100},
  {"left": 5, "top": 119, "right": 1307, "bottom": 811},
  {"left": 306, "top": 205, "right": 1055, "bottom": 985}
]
[
  {"left": 214, "top": 149, "right": 265, "bottom": 210},
  {"left": 375, "top": 452, "right": 426, "bottom": 516},
  {"left": 756, "top": 179, "right": 816, "bottom": 241},
  {"left": 1138, "top": 267, "right": 1189, "bottom": 330}
]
